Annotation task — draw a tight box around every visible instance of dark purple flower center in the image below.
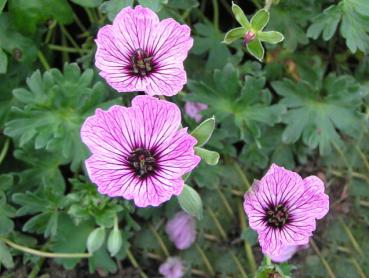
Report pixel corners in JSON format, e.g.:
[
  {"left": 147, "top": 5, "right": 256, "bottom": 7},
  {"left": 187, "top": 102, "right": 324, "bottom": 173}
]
[
  {"left": 128, "top": 148, "right": 156, "bottom": 178},
  {"left": 131, "top": 49, "right": 153, "bottom": 77},
  {"left": 265, "top": 204, "right": 289, "bottom": 228}
]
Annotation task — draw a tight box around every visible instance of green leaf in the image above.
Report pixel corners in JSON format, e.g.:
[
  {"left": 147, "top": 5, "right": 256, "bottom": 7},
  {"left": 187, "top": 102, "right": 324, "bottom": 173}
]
[
  {"left": 0, "top": 48, "right": 6, "bottom": 74},
  {"left": 4, "top": 64, "right": 115, "bottom": 171},
  {"left": 178, "top": 184, "right": 203, "bottom": 220},
  {"left": 251, "top": 9, "right": 269, "bottom": 31},
  {"left": 192, "top": 22, "right": 232, "bottom": 70},
  {"left": 87, "top": 227, "right": 106, "bottom": 253},
  {"left": 258, "top": 31, "right": 284, "bottom": 44},
  {"left": 107, "top": 224, "right": 123, "bottom": 257},
  {"left": 307, "top": 4, "right": 341, "bottom": 41},
  {"left": 191, "top": 116, "right": 215, "bottom": 147},
  {"left": 272, "top": 74, "right": 364, "bottom": 155},
  {"left": 223, "top": 27, "right": 246, "bottom": 44},
  {"left": 138, "top": 0, "right": 167, "bottom": 12},
  {"left": 99, "top": 0, "right": 133, "bottom": 21},
  {"left": 9, "top": 0, "right": 74, "bottom": 34},
  {"left": 195, "top": 147, "right": 220, "bottom": 165},
  {"left": 0, "top": 241, "right": 14, "bottom": 269},
  {"left": 70, "top": 0, "right": 103, "bottom": 7},
  {"left": 231, "top": 2, "right": 251, "bottom": 29},
  {"left": 247, "top": 39, "right": 264, "bottom": 61}
]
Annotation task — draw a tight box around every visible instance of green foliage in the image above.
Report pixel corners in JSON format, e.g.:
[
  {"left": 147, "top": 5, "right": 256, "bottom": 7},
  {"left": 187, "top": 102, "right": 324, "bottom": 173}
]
[
  {"left": 272, "top": 74, "right": 364, "bottom": 155},
  {"left": 4, "top": 64, "right": 117, "bottom": 171},
  {"left": 308, "top": 0, "right": 369, "bottom": 54}
]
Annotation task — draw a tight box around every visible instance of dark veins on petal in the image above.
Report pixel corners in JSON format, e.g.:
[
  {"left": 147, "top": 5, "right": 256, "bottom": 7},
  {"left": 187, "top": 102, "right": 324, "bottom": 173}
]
[
  {"left": 128, "top": 148, "right": 157, "bottom": 178},
  {"left": 264, "top": 204, "right": 290, "bottom": 229},
  {"left": 130, "top": 48, "right": 155, "bottom": 77}
]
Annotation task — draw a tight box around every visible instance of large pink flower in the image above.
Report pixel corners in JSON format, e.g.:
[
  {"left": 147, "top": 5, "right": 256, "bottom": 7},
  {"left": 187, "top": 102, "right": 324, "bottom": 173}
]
[
  {"left": 244, "top": 164, "right": 329, "bottom": 257},
  {"left": 80, "top": 95, "right": 201, "bottom": 207},
  {"left": 95, "top": 5, "right": 193, "bottom": 96}
]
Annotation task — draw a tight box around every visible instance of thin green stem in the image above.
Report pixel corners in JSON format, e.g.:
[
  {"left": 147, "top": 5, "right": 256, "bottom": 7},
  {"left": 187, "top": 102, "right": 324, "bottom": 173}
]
[
  {"left": 216, "top": 188, "right": 234, "bottom": 218},
  {"left": 230, "top": 251, "right": 248, "bottom": 278},
  {"left": 350, "top": 258, "right": 367, "bottom": 278},
  {"left": 238, "top": 205, "right": 257, "bottom": 273},
  {"left": 73, "top": 13, "right": 88, "bottom": 33},
  {"left": 338, "top": 217, "right": 363, "bottom": 257},
  {"left": 0, "top": 139, "right": 10, "bottom": 165},
  {"left": 27, "top": 257, "right": 45, "bottom": 278},
  {"left": 355, "top": 146, "right": 369, "bottom": 173},
  {"left": 127, "top": 249, "right": 149, "bottom": 278},
  {"left": 333, "top": 143, "right": 352, "bottom": 178},
  {"left": 207, "top": 207, "right": 228, "bottom": 241},
  {"left": 195, "top": 243, "right": 215, "bottom": 276},
  {"left": 61, "top": 32, "right": 69, "bottom": 62},
  {"left": 37, "top": 51, "right": 50, "bottom": 70},
  {"left": 59, "top": 24, "right": 83, "bottom": 55},
  {"left": 264, "top": 0, "right": 273, "bottom": 10},
  {"left": 149, "top": 225, "right": 170, "bottom": 257},
  {"left": 211, "top": 0, "right": 219, "bottom": 29},
  {"left": 311, "top": 239, "right": 336, "bottom": 278},
  {"left": 48, "top": 45, "right": 90, "bottom": 53},
  {"left": 233, "top": 162, "right": 251, "bottom": 190},
  {"left": 0, "top": 238, "right": 91, "bottom": 258},
  {"left": 84, "top": 7, "right": 95, "bottom": 23}
]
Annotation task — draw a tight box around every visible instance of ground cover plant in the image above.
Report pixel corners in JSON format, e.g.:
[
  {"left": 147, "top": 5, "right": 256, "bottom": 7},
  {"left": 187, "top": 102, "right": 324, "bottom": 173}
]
[{"left": 0, "top": 0, "right": 368, "bottom": 277}]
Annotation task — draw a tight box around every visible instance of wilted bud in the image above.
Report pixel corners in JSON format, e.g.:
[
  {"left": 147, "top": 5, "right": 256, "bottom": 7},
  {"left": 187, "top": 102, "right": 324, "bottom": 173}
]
[
  {"left": 159, "top": 257, "right": 184, "bottom": 278},
  {"left": 165, "top": 212, "right": 196, "bottom": 250},
  {"left": 185, "top": 101, "right": 208, "bottom": 123},
  {"left": 243, "top": 31, "right": 256, "bottom": 46}
]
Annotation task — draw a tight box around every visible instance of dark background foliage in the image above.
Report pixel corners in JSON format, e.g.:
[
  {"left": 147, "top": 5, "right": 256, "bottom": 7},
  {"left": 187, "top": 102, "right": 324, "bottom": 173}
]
[{"left": 0, "top": 0, "right": 368, "bottom": 277}]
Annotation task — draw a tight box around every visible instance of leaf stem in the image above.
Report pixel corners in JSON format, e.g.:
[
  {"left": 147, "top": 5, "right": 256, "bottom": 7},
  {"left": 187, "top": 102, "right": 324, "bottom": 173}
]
[
  {"left": 238, "top": 205, "right": 257, "bottom": 273},
  {"left": 48, "top": 45, "right": 90, "bottom": 53},
  {"left": 211, "top": 0, "right": 219, "bottom": 29},
  {"left": 311, "top": 239, "right": 336, "bottom": 278},
  {"left": 149, "top": 225, "right": 170, "bottom": 257},
  {"left": 37, "top": 51, "right": 50, "bottom": 70},
  {"left": 127, "top": 249, "right": 149, "bottom": 278},
  {"left": 0, "top": 237, "right": 91, "bottom": 258},
  {"left": 0, "top": 139, "right": 10, "bottom": 165},
  {"left": 59, "top": 24, "right": 84, "bottom": 55},
  {"left": 233, "top": 162, "right": 251, "bottom": 190},
  {"left": 195, "top": 243, "right": 215, "bottom": 276},
  {"left": 207, "top": 207, "right": 228, "bottom": 241},
  {"left": 264, "top": 0, "right": 273, "bottom": 10},
  {"left": 338, "top": 217, "right": 363, "bottom": 257},
  {"left": 216, "top": 188, "right": 234, "bottom": 218},
  {"left": 230, "top": 251, "right": 248, "bottom": 278}
]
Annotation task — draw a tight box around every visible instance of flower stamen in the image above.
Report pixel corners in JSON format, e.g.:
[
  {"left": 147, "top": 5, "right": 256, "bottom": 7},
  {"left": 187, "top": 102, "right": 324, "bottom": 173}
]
[
  {"left": 266, "top": 204, "right": 289, "bottom": 228},
  {"left": 129, "top": 148, "right": 156, "bottom": 178},
  {"left": 131, "top": 49, "right": 153, "bottom": 77}
]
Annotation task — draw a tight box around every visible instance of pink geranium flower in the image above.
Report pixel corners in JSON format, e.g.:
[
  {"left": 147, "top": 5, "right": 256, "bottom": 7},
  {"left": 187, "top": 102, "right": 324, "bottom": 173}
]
[
  {"left": 165, "top": 212, "right": 196, "bottom": 250},
  {"left": 159, "top": 257, "right": 184, "bottom": 278},
  {"left": 184, "top": 101, "right": 208, "bottom": 122},
  {"left": 243, "top": 164, "right": 329, "bottom": 257},
  {"left": 80, "top": 95, "right": 201, "bottom": 207},
  {"left": 95, "top": 5, "right": 193, "bottom": 96}
]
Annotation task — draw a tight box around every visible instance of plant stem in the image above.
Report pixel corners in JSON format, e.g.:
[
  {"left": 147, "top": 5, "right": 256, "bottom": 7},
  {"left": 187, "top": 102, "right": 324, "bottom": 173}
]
[
  {"left": 264, "top": 0, "right": 273, "bottom": 10},
  {"left": 350, "top": 258, "right": 367, "bottom": 278},
  {"left": 59, "top": 24, "right": 84, "bottom": 55},
  {"left": 238, "top": 205, "right": 257, "bottom": 273},
  {"left": 149, "top": 225, "right": 170, "bottom": 257},
  {"left": 311, "top": 239, "right": 336, "bottom": 278},
  {"left": 211, "top": 0, "right": 219, "bottom": 29},
  {"left": 0, "top": 139, "right": 10, "bottom": 165},
  {"left": 355, "top": 146, "right": 369, "bottom": 173},
  {"left": 48, "top": 45, "right": 90, "bottom": 53},
  {"left": 233, "top": 162, "right": 251, "bottom": 190},
  {"left": 195, "top": 243, "right": 215, "bottom": 276},
  {"left": 338, "top": 217, "right": 363, "bottom": 257},
  {"left": 37, "top": 51, "right": 50, "bottom": 70},
  {"left": 207, "top": 207, "right": 228, "bottom": 241},
  {"left": 216, "top": 188, "right": 234, "bottom": 218},
  {"left": 127, "top": 249, "right": 149, "bottom": 278},
  {"left": 230, "top": 251, "right": 248, "bottom": 278},
  {"left": 27, "top": 257, "right": 45, "bottom": 278},
  {"left": 0, "top": 238, "right": 91, "bottom": 258}
]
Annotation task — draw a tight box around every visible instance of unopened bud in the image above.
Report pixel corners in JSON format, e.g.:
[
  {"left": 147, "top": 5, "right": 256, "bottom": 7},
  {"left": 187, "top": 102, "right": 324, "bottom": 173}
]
[{"left": 243, "top": 31, "right": 256, "bottom": 46}]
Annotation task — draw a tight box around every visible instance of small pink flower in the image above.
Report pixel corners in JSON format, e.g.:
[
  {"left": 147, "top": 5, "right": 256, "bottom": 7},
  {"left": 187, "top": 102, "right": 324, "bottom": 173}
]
[
  {"left": 81, "top": 95, "right": 201, "bottom": 207},
  {"left": 244, "top": 164, "right": 329, "bottom": 258},
  {"left": 95, "top": 5, "right": 193, "bottom": 96},
  {"left": 159, "top": 257, "right": 184, "bottom": 278},
  {"left": 184, "top": 101, "right": 208, "bottom": 122},
  {"left": 243, "top": 31, "right": 256, "bottom": 45},
  {"left": 269, "top": 244, "right": 308, "bottom": 263},
  {"left": 165, "top": 212, "right": 196, "bottom": 250}
]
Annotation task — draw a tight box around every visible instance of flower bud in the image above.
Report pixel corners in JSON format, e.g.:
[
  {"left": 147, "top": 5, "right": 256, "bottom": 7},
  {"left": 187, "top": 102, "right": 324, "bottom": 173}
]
[
  {"left": 243, "top": 31, "right": 256, "bottom": 46},
  {"left": 159, "top": 257, "right": 184, "bottom": 278},
  {"left": 165, "top": 212, "right": 196, "bottom": 250}
]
